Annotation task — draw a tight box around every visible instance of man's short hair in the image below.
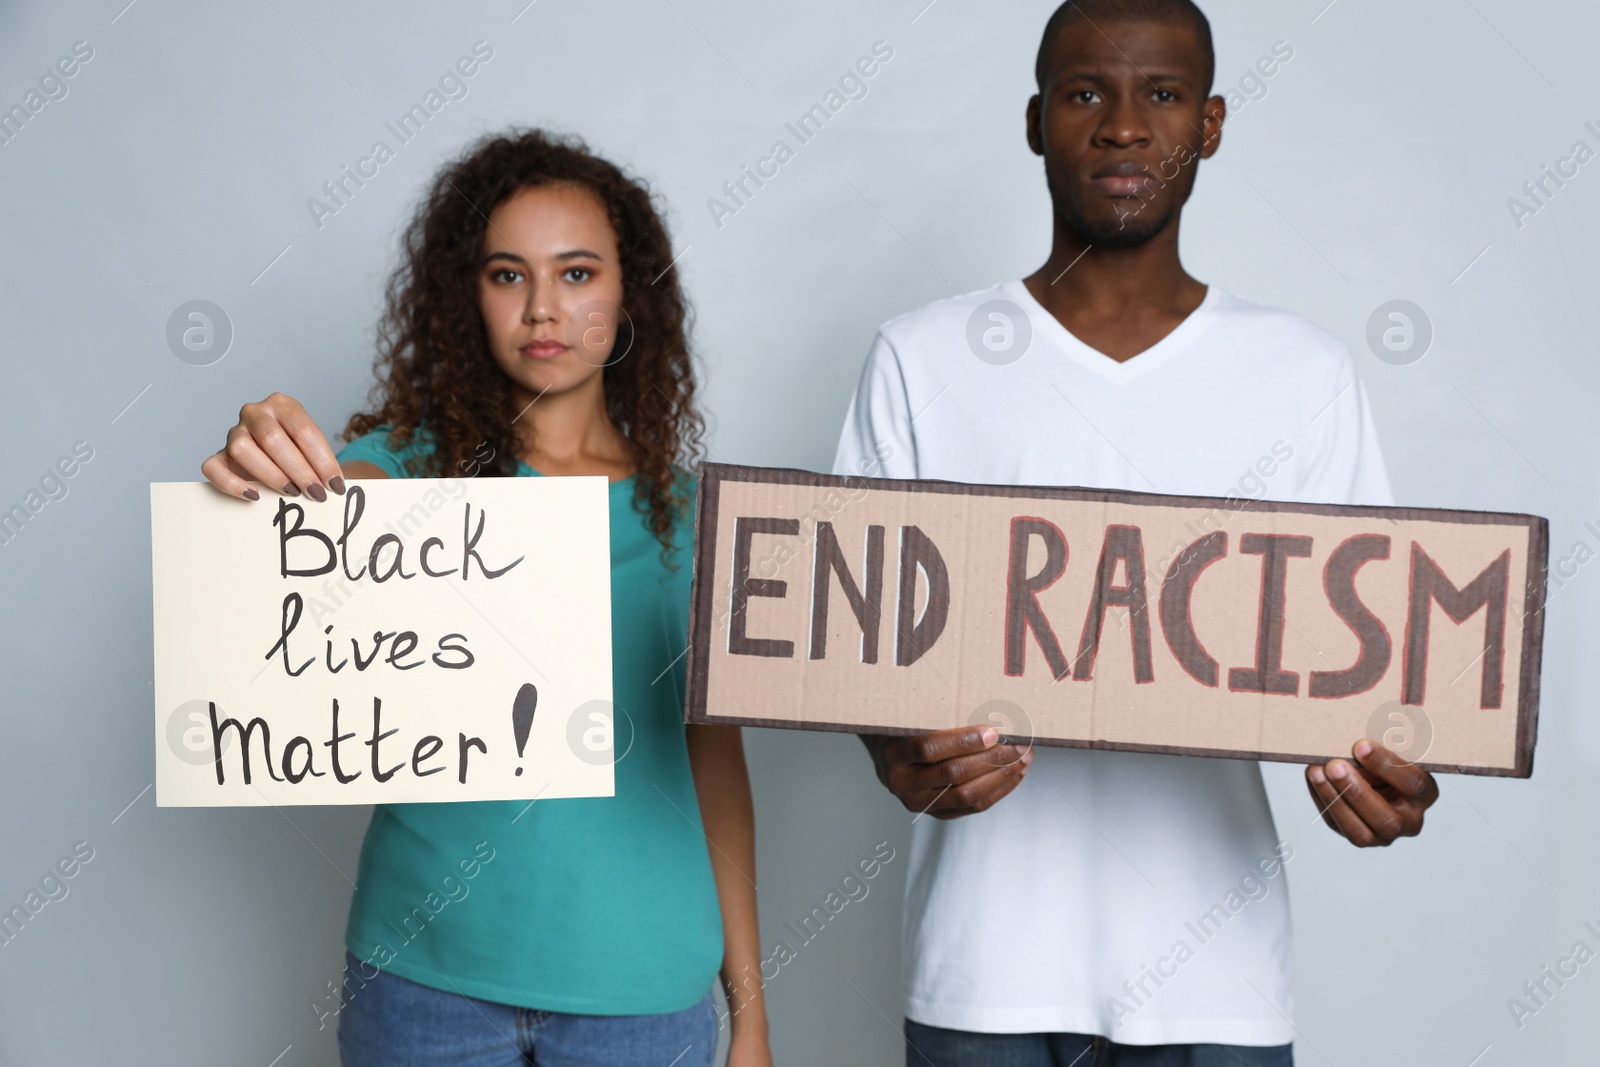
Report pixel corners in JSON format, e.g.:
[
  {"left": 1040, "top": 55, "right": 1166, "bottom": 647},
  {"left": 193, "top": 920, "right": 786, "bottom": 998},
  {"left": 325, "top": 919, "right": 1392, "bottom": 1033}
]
[{"left": 1035, "top": 0, "right": 1216, "bottom": 94}]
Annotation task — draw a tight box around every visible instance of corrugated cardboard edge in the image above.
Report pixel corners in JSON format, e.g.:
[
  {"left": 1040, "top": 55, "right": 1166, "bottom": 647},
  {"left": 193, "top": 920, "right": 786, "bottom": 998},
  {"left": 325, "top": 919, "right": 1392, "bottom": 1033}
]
[
  {"left": 1514, "top": 516, "right": 1548, "bottom": 778},
  {"left": 685, "top": 463, "right": 1549, "bottom": 779},
  {"left": 685, "top": 466, "right": 723, "bottom": 759}
]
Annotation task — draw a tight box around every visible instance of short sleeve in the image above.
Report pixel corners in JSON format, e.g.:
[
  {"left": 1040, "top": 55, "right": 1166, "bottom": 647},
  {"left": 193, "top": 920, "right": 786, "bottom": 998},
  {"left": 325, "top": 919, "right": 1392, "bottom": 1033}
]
[
  {"left": 336, "top": 425, "right": 432, "bottom": 480},
  {"left": 1296, "top": 363, "right": 1394, "bottom": 507},
  {"left": 831, "top": 330, "right": 919, "bottom": 480}
]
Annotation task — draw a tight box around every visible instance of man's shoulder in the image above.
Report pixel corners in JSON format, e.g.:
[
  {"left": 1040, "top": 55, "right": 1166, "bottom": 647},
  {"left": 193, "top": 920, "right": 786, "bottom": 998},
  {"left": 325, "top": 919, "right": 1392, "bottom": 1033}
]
[
  {"left": 1207, "top": 288, "right": 1353, "bottom": 375},
  {"left": 873, "top": 281, "right": 1016, "bottom": 347}
]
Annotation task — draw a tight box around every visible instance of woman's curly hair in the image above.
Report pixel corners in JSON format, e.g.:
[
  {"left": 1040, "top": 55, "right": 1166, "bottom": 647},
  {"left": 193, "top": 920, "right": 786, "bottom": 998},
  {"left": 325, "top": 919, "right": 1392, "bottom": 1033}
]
[{"left": 345, "top": 128, "right": 704, "bottom": 560}]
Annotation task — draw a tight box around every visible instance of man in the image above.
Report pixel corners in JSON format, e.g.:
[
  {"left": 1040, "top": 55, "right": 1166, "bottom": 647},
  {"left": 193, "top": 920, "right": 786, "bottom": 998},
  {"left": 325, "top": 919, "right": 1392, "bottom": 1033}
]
[{"left": 832, "top": 2, "right": 1440, "bottom": 1064}]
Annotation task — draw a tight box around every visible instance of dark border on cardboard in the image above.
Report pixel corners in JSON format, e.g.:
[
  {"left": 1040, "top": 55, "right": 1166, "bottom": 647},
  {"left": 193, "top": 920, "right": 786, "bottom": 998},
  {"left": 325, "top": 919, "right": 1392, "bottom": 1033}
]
[{"left": 686, "top": 463, "right": 1548, "bottom": 778}]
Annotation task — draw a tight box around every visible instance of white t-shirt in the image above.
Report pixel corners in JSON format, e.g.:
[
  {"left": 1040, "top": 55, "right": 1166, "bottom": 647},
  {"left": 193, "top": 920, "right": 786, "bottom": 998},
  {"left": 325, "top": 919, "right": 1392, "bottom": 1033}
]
[{"left": 831, "top": 279, "right": 1393, "bottom": 1046}]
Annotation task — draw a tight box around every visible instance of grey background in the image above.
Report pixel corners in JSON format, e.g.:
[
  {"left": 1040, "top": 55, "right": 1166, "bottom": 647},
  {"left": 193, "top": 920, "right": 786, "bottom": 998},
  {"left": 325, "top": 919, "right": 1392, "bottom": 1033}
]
[{"left": 1, "top": 0, "right": 1596, "bottom": 1063}]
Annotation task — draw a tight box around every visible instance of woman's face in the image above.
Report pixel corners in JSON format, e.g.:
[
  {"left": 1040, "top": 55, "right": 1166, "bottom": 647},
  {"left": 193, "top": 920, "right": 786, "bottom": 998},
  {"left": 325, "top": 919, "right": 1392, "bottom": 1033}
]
[{"left": 478, "top": 182, "right": 625, "bottom": 407}]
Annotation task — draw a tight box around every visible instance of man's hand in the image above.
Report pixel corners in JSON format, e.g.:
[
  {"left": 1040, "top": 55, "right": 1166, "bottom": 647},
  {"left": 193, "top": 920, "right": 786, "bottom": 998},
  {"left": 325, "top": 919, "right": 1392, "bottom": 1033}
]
[
  {"left": 863, "top": 727, "right": 1033, "bottom": 820},
  {"left": 1305, "top": 740, "right": 1439, "bottom": 847}
]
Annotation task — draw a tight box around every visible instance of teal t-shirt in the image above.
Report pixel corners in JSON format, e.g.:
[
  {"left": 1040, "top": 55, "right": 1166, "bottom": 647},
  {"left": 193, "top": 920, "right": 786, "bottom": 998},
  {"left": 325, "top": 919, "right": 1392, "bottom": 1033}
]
[{"left": 336, "top": 426, "right": 722, "bottom": 1014}]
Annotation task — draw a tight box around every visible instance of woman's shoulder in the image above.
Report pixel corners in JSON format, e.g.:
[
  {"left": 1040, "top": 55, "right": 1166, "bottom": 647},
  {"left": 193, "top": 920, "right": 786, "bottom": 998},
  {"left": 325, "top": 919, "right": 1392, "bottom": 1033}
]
[{"left": 337, "top": 423, "right": 437, "bottom": 478}]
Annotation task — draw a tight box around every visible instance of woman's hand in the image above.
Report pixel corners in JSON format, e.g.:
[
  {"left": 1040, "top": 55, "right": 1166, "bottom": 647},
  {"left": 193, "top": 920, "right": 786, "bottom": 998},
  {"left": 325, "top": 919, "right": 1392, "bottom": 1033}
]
[
  {"left": 685, "top": 723, "right": 772, "bottom": 1067},
  {"left": 200, "top": 392, "right": 349, "bottom": 502},
  {"left": 726, "top": 1021, "right": 773, "bottom": 1067}
]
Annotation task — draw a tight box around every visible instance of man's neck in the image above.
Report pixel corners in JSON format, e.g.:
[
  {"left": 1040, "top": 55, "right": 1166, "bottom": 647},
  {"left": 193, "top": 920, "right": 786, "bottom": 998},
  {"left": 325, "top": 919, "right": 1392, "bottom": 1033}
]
[{"left": 1022, "top": 221, "right": 1208, "bottom": 363}]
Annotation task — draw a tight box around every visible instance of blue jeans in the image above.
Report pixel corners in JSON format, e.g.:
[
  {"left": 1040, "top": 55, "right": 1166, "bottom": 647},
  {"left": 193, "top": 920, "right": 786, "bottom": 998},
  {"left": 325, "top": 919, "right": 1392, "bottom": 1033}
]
[
  {"left": 905, "top": 1019, "right": 1294, "bottom": 1067},
  {"left": 336, "top": 954, "right": 717, "bottom": 1067}
]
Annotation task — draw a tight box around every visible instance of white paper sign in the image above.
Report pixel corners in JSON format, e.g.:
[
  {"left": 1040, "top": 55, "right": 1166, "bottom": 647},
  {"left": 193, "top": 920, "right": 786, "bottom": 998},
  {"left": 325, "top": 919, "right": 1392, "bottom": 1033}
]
[{"left": 151, "top": 477, "right": 614, "bottom": 806}]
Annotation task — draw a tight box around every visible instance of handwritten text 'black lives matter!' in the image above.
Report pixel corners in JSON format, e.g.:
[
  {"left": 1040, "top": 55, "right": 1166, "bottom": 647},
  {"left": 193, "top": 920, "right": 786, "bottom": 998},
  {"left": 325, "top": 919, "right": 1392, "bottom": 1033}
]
[{"left": 151, "top": 477, "right": 613, "bottom": 806}]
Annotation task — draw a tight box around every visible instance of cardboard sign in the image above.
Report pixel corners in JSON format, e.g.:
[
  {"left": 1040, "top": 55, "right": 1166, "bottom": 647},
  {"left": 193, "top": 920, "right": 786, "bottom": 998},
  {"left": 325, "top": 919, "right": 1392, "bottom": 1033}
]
[
  {"left": 686, "top": 465, "right": 1547, "bottom": 777},
  {"left": 151, "top": 478, "right": 614, "bottom": 806}
]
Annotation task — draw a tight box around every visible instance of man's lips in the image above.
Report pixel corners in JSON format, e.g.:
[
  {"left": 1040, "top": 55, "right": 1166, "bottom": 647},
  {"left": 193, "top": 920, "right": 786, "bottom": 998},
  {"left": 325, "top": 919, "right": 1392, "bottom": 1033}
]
[
  {"left": 1089, "top": 163, "right": 1155, "bottom": 198},
  {"left": 1091, "top": 175, "right": 1153, "bottom": 197},
  {"left": 521, "top": 339, "right": 570, "bottom": 360}
]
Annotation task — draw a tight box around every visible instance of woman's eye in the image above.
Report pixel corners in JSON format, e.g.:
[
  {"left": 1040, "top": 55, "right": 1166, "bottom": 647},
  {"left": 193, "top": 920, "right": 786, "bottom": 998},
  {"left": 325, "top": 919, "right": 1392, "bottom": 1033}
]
[
  {"left": 562, "top": 267, "right": 593, "bottom": 283},
  {"left": 490, "top": 268, "right": 523, "bottom": 284}
]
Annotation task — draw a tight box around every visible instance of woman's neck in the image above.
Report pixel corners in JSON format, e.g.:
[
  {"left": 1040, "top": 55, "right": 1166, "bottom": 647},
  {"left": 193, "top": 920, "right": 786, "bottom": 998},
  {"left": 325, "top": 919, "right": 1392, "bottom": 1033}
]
[{"left": 512, "top": 375, "right": 634, "bottom": 481}]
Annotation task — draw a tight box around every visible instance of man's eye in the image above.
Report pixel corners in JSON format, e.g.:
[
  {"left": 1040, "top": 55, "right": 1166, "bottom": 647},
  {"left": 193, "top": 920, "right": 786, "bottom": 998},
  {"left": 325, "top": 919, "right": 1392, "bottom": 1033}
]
[
  {"left": 1154, "top": 90, "right": 1176, "bottom": 102},
  {"left": 1074, "top": 90, "right": 1101, "bottom": 104}
]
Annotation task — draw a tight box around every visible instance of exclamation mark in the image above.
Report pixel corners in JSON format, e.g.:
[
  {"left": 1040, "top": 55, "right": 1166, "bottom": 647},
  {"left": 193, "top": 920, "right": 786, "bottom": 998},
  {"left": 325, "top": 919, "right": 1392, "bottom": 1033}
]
[{"left": 512, "top": 683, "right": 538, "bottom": 776}]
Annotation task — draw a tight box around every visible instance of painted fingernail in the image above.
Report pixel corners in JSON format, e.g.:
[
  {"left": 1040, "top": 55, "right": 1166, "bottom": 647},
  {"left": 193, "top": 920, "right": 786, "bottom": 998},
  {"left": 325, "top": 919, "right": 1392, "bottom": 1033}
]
[
  {"left": 306, "top": 482, "right": 327, "bottom": 503},
  {"left": 981, "top": 728, "right": 999, "bottom": 746},
  {"left": 1354, "top": 740, "right": 1373, "bottom": 759},
  {"left": 329, "top": 476, "right": 346, "bottom": 495},
  {"left": 242, "top": 486, "right": 260, "bottom": 501},
  {"left": 1327, "top": 761, "right": 1348, "bottom": 780},
  {"left": 281, "top": 481, "right": 300, "bottom": 497}
]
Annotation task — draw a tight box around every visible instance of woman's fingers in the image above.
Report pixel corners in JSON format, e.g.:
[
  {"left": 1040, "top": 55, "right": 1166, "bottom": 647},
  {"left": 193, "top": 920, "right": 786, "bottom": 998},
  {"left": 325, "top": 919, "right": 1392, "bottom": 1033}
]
[
  {"left": 240, "top": 396, "right": 323, "bottom": 500},
  {"left": 203, "top": 392, "right": 344, "bottom": 503},
  {"left": 199, "top": 448, "right": 260, "bottom": 501},
  {"left": 220, "top": 425, "right": 293, "bottom": 498},
  {"left": 274, "top": 396, "right": 347, "bottom": 495}
]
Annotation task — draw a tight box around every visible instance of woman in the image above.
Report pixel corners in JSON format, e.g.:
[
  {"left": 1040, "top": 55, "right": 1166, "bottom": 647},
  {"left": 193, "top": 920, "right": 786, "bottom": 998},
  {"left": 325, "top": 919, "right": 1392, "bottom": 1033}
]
[{"left": 201, "top": 129, "right": 771, "bottom": 1067}]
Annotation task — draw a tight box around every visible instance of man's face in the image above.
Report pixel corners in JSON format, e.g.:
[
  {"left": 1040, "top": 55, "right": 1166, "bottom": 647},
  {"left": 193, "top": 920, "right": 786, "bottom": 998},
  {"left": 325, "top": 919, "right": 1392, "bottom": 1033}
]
[{"left": 1027, "top": 18, "right": 1225, "bottom": 248}]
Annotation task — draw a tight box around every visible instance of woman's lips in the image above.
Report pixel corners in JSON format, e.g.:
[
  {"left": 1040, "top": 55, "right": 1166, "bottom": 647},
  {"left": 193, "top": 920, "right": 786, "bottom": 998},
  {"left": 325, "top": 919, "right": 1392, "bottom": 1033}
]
[{"left": 521, "top": 340, "right": 569, "bottom": 360}]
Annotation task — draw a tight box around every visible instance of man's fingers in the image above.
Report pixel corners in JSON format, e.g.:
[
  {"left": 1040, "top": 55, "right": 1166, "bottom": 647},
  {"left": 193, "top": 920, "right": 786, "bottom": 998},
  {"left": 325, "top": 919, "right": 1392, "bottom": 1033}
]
[
  {"left": 896, "top": 726, "right": 1002, "bottom": 766},
  {"left": 932, "top": 743, "right": 1029, "bottom": 785},
  {"left": 1304, "top": 766, "right": 1342, "bottom": 835},
  {"left": 1306, "top": 737, "right": 1439, "bottom": 848},
  {"left": 1353, "top": 740, "right": 1438, "bottom": 806},
  {"left": 878, "top": 729, "right": 1035, "bottom": 819},
  {"left": 1308, "top": 765, "right": 1380, "bottom": 846},
  {"left": 891, "top": 743, "right": 1027, "bottom": 807},
  {"left": 931, "top": 755, "right": 1032, "bottom": 819},
  {"left": 1326, "top": 758, "right": 1415, "bottom": 841},
  {"left": 1326, "top": 796, "right": 1381, "bottom": 847}
]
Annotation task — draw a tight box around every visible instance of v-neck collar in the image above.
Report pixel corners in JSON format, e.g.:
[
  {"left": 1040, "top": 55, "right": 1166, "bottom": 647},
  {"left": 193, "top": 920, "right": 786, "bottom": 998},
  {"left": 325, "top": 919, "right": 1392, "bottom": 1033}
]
[{"left": 1006, "top": 279, "right": 1220, "bottom": 382}]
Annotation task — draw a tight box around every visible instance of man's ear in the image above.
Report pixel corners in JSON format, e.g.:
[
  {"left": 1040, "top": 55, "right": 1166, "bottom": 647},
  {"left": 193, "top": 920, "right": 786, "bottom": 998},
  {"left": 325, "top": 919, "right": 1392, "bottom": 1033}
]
[
  {"left": 1026, "top": 94, "right": 1045, "bottom": 156},
  {"left": 1198, "top": 93, "right": 1227, "bottom": 159}
]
